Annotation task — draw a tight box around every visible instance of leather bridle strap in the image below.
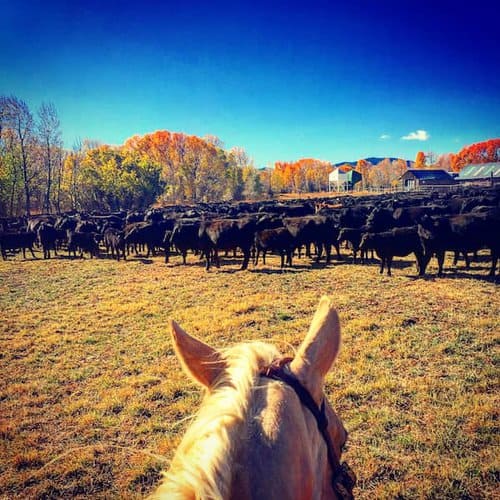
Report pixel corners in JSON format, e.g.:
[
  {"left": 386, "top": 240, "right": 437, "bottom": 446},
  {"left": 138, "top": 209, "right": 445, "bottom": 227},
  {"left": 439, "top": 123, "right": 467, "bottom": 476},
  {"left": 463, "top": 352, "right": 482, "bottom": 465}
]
[{"left": 260, "top": 359, "right": 356, "bottom": 500}]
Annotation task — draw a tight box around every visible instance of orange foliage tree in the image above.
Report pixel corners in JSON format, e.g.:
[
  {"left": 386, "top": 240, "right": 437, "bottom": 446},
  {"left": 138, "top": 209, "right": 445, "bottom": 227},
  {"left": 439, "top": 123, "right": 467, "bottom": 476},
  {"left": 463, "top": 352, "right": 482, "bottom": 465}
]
[
  {"left": 451, "top": 138, "right": 500, "bottom": 172},
  {"left": 124, "top": 131, "right": 254, "bottom": 203},
  {"left": 271, "top": 158, "right": 332, "bottom": 193},
  {"left": 355, "top": 159, "right": 370, "bottom": 189},
  {"left": 415, "top": 151, "right": 426, "bottom": 169}
]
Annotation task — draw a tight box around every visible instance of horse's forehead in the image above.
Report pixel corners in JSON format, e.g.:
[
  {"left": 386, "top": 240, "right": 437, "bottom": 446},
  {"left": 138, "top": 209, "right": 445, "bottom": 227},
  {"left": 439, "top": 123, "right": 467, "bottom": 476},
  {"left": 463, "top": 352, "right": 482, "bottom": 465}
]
[
  {"left": 254, "top": 381, "right": 315, "bottom": 443},
  {"left": 255, "top": 380, "right": 346, "bottom": 449},
  {"left": 257, "top": 384, "right": 292, "bottom": 436}
]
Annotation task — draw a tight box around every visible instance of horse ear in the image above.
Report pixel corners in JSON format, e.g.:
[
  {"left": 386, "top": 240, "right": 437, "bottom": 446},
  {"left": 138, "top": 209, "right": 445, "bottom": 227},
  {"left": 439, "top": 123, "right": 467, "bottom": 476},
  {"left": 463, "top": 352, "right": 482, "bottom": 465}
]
[
  {"left": 170, "top": 320, "right": 226, "bottom": 388},
  {"left": 289, "top": 296, "right": 341, "bottom": 403}
]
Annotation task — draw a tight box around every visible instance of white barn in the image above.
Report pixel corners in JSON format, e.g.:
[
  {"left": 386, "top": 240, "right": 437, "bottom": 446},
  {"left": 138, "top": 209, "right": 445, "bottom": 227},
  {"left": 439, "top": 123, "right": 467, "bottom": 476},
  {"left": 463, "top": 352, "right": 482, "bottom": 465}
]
[
  {"left": 328, "top": 168, "right": 349, "bottom": 191},
  {"left": 328, "top": 167, "right": 362, "bottom": 191}
]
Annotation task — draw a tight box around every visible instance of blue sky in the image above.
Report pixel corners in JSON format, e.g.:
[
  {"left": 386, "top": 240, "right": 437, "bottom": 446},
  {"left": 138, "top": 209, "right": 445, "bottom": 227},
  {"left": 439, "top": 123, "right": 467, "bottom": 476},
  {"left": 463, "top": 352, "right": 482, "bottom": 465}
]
[{"left": 1, "top": 0, "right": 499, "bottom": 166}]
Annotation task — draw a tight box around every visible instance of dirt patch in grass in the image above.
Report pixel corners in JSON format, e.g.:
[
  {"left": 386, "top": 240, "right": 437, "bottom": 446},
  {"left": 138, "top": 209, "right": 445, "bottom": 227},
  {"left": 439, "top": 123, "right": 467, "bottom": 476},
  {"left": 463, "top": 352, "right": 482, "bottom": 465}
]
[{"left": 0, "top": 252, "right": 498, "bottom": 498}]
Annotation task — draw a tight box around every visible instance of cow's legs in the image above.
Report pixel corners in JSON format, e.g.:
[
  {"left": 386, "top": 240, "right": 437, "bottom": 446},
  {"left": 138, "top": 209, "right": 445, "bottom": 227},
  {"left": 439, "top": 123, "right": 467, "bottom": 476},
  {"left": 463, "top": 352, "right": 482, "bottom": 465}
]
[
  {"left": 464, "top": 252, "right": 471, "bottom": 269},
  {"left": 387, "top": 256, "right": 393, "bottom": 276},
  {"left": 254, "top": 248, "right": 260, "bottom": 266},
  {"left": 241, "top": 248, "right": 250, "bottom": 270},
  {"left": 437, "top": 251, "right": 445, "bottom": 276},
  {"left": 489, "top": 249, "right": 497, "bottom": 277}
]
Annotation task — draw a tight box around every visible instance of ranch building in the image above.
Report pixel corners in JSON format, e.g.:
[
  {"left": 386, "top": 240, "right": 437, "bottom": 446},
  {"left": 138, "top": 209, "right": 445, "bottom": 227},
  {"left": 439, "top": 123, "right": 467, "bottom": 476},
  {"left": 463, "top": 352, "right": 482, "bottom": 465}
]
[
  {"left": 399, "top": 169, "right": 455, "bottom": 191},
  {"left": 456, "top": 163, "right": 500, "bottom": 185},
  {"left": 328, "top": 168, "right": 362, "bottom": 192}
]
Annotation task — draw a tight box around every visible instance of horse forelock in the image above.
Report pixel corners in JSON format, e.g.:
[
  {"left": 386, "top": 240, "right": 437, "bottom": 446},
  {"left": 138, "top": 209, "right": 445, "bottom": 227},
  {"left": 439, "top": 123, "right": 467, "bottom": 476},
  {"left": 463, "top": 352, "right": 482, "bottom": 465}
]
[{"left": 152, "top": 341, "right": 280, "bottom": 500}]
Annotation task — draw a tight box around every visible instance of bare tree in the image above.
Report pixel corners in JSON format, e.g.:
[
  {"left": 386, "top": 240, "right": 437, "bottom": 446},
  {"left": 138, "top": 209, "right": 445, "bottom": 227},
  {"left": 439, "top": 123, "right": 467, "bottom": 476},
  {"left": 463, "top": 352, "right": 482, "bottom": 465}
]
[
  {"left": 37, "top": 102, "right": 62, "bottom": 213},
  {"left": 0, "top": 96, "right": 36, "bottom": 215},
  {"left": 53, "top": 146, "right": 66, "bottom": 213},
  {"left": 203, "top": 134, "right": 224, "bottom": 149}
]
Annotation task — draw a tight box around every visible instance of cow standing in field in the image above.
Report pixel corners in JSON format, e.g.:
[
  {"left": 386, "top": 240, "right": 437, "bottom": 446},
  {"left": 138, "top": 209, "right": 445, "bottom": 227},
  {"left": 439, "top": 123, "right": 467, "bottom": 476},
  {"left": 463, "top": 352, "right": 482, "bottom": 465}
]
[
  {"left": 359, "top": 227, "right": 425, "bottom": 276},
  {"left": 337, "top": 227, "right": 369, "bottom": 263},
  {"left": 254, "top": 227, "right": 295, "bottom": 269},
  {"left": 37, "top": 223, "right": 59, "bottom": 259},
  {"left": 67, "top": 230, "right": 99, "bottom": 259},
  {"left": 283, "top": 215, "right": 340, "bottom": 264},
  {"left": 199, "top": 218, "right": 256, "bottom": 270},
  {"left": 167, "top": 220, "right": 208, "bottom": 265},
  {"left": 124, "top": 219, "right": 174, "bottom": 258},
  {"left": 0, "top": 231, "right": 37, "bottom": 260},
  {"left": 103, "top": 227, "right": 126, "bottom": 261},
  {"left": 418, "top": 213, "right": 500, "bottom": 277}
]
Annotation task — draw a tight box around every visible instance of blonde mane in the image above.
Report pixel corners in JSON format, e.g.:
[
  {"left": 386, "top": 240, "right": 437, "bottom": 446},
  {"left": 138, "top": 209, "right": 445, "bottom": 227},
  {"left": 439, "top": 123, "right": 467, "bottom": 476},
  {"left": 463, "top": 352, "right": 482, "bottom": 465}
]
[{"left": 152, "top": 341, "right": 280, "bottom": 500}]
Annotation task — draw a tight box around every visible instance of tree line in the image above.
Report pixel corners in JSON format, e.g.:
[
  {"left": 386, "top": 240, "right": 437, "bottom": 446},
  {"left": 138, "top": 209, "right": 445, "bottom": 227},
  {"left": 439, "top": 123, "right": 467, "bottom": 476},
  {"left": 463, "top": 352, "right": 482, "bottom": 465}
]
[
  {"left": 415, "top": 139, "right": 500, "bottom": 171},
  {"left": 1, "top": 95, "right": 498, "bottom": 216},
  {"left": 0, "top": 97, "right": 267, "bottom": 216}
]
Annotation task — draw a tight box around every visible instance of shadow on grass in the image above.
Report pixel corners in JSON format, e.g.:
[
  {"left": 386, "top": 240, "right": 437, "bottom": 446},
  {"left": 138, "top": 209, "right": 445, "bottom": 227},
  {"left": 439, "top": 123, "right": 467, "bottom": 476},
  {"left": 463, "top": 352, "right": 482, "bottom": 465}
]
[
  {"left": 441, "top": 271, "right": 498, "bottom": 284},
  {"left": 250, "top": 266, "right": 310, "bottom": 275},
  {"left": 407, "top": 268, "right": 498, "bottom": 283},
  {"left": 166, "top": 259, "right": 206, "bottom": 268}
]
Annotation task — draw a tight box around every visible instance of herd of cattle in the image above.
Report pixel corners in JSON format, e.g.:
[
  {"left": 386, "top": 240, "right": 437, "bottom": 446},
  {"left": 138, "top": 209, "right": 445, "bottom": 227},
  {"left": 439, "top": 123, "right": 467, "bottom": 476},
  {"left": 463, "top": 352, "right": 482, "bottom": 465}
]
[{"left": 1, "top": 186, "right": 499, "bottom": 278}]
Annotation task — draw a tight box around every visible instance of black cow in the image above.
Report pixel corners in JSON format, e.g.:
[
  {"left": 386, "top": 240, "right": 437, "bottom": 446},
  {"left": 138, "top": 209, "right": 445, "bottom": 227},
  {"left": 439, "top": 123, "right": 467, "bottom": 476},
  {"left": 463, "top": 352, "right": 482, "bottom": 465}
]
[
  {"left": 103, "top": 227, "right": 125, "bottom": 261},
  {"left": 67, "top": 230, "right": 99, "bottom": 258},
  {"left": 200, "top": 218, "right": 256, "bottom": 270},
  {"left": 359, "top": 227, "right": 425, "bottom": 276},
  {"left": 283, "top": 215, "right": 340, "bottom": 263},
  {"left": 338, "top": 207, "right": 370, "bottom": 229},
  {"left": 0, "top": 231, "right": 37, "bottom": 260},
  {"left": 55, "top": 216, "right": 78, "bottom": 232},
  {"left": 418, "top": 214, "right": 500, "bottom": 276},
  {"left": 167, "top": 221, "right": 207, "bottom": 264},
  {"left": 124, "top": 222, "right": 165, "bottom": 257},
  {"left": 365, "top": 205, "right": 446, "bottom": 233},
  {"left": 337, "top": 227, "right": 369, "bottom": 263},
  {"left": 75, "top": 220, "right": 99, "bottom": 233},
  {"left": 393, "top": 206, "right": 446, "bottom": 227},
  {"left": 365, "top": 207, "right": 396, "bottom": 232},
  {"left": 254, "top": 227, "right": 295, "bottom": 268},
  {"left": 27, "top": 215, "right": 55, "bottom": 234},
  {"left": 37, "top": 223, "right": 58, "bottom": 259}
]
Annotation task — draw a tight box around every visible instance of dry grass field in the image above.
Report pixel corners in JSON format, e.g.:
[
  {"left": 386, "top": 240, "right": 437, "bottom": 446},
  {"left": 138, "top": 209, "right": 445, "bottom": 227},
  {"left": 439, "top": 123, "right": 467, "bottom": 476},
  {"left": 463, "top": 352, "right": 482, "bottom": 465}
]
[{"left": 0, "top": 250, "right": 498, "bottom": 499}]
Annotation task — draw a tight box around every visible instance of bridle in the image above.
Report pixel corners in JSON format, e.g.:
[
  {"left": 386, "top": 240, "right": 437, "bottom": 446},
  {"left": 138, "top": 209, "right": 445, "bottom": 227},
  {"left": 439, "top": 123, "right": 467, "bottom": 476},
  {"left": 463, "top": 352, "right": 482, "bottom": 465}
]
[{"left": 260, "top": 358, "right": 356, "bottom": 500}]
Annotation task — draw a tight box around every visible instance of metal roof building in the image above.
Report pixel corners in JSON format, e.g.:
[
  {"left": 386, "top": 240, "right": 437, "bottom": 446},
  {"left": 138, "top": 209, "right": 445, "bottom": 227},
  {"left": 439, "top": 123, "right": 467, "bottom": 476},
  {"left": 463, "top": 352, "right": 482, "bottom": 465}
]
[
  {"left": 399, "top": 169, "right": 455, "bottom": 190},
  {"left": 456, "top": 163, "right": 500, "bottom": 184}
]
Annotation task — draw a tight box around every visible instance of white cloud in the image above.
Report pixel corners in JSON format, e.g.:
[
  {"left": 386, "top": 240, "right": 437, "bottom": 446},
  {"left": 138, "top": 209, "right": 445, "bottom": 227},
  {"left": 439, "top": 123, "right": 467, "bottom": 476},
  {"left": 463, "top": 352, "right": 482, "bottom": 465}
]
[
  {"left": 379, "top": 134, "right": 391, "bottom": 140},
  {"left": 401, "top": 129, "right": 430, "bottom": 141}
]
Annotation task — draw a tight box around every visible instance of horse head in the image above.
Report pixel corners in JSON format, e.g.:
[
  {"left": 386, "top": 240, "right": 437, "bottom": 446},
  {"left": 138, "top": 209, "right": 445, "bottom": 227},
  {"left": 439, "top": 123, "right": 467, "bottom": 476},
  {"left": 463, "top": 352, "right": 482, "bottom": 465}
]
[{"left": 151, "top": 296, "right": 355, "bottom": 499}]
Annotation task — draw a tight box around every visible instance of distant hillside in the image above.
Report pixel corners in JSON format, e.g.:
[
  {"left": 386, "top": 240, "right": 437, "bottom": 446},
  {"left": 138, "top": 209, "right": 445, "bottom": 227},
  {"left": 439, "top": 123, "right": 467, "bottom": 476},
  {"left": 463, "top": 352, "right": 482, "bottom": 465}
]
[{"left": 334, "top": 157, "right": 412, "bottom": 168}]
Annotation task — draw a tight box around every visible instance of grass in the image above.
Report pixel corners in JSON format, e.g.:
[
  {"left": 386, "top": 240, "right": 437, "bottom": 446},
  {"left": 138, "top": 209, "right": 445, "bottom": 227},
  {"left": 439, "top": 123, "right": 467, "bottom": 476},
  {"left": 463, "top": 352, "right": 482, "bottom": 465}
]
[{"left": 0, "top": 249, "right": 498, "bottom": 499}]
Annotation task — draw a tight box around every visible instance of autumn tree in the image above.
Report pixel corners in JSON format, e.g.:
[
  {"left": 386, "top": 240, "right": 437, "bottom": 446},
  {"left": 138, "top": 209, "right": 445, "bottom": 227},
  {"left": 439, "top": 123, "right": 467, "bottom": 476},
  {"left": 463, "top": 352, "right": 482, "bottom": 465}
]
[
  {"left": 0, "top": 100, "right": 22, "bottom": 215},
  {"left": 0, "top": 96, "right": 38, "bottom": 215},
  {"left": 37, "top": 102, "right": 62, "bottom": 213},
  {"left": 74, "top": 146, "right": 162, "bottom": 211},
  {"left": 415, "top": 151, "right": 426, "bottom": 169},
  {"left": 425, "top": 151, "right": 437, "bottom": 166},
  {"left": 271, "top": 158, "right": 332, "bottom": 193},
  {"left": 123, "top": 131, "right": 263, "bottom": 203},
  {"left": 226, "top": 146, "right": 250, "bottom": 200},
  {"left": 391, "top": 158, "right": 408, "bottom": 185},
  {"left": 451, "top": 138, "right": 500, "bottom": 171},
  {"left": 355, "top": 159, "right": 370, "bottom": 190},
  {"left": 435, "top": 153, "right": 453, "bottom": 172},
  {"left": 257, "top": 168, "right": 273, "bottom": 198}
]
